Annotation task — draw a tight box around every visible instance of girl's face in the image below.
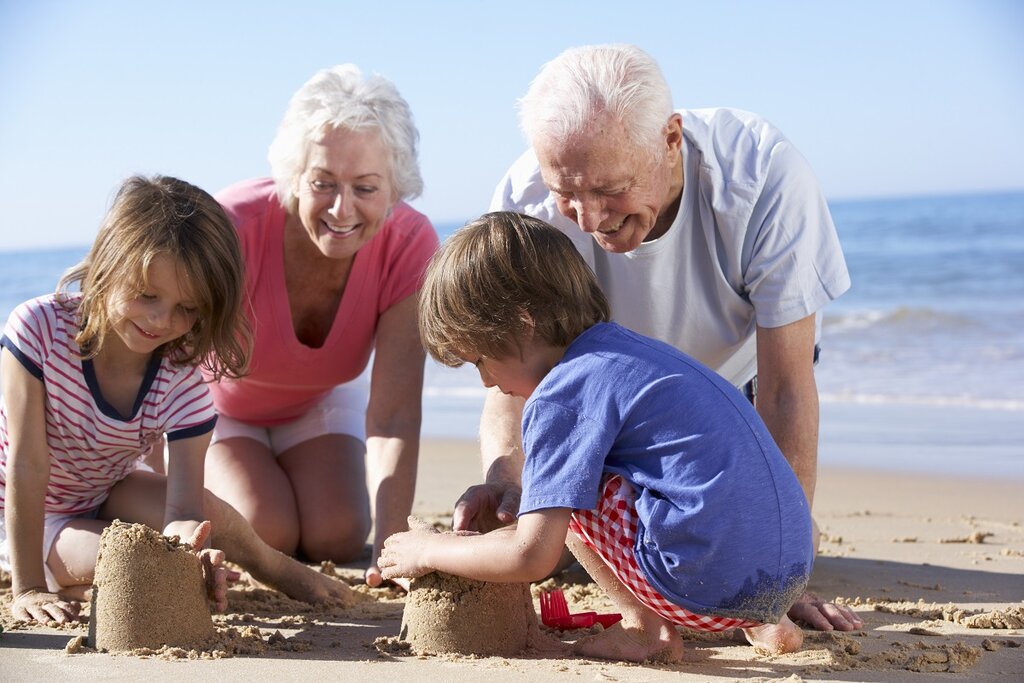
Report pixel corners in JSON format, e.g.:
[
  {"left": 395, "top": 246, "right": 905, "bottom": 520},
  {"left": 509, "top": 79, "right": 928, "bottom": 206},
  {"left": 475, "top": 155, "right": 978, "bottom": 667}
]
[
  {"left": 294, "top": 126, "right": 397, "bottom": 261},
  {"left": 108, "top": 254, "right": 199, "bottom": 356}
]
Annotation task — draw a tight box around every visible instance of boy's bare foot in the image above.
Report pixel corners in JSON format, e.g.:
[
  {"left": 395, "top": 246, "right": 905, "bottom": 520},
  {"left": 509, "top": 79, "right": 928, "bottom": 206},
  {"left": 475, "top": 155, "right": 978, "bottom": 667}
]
[
  {"left": 742, "top": 615, "right": 803, "bottom": 655},
  {"left": 573, "top": 618, "right": 684, "bottom": 663}
]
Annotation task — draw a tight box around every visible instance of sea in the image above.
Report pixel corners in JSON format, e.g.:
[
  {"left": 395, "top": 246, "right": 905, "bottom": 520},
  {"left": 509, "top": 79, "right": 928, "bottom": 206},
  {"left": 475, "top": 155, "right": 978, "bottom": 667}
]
[{"left": 2, "top": 190, "right": 1022, "bottom": 479}]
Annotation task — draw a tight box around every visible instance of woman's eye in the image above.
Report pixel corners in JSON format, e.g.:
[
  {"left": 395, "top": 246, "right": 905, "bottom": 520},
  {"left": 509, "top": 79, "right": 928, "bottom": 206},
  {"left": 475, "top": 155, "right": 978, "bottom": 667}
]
[
  {"left": 310, "top": 179, "right": 335, "bottom": 193},
  {"left": 355, "top": 185, "right": 378, "bottom": 195}
]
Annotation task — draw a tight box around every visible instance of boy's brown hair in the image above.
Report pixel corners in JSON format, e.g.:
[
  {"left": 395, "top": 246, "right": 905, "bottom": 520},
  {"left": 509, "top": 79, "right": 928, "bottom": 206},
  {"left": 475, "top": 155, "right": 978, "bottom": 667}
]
[
  {"left": 419, "top": 211, "right": 610, "bottom": 366},
  {"left": 58, "top": 175, "right": 251, "bottom": 380}
]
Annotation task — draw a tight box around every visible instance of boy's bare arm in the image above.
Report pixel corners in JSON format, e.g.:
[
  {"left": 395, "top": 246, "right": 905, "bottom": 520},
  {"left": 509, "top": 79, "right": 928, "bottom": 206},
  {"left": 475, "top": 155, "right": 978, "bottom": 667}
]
[{"left": 380, "top": 508, "right": 572, "bottom": 583}]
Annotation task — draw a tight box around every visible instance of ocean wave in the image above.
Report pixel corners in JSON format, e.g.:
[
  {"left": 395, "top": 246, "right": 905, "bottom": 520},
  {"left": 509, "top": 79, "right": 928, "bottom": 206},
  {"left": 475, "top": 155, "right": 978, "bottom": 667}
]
[
  {"left": 823, "top": 306, "right": 981, "bottom": 333},
  {"left": 820, "top": 391, "right": 1024, "bottom": 412},
  {"left": 423, "top": 384, "right": 1024, "bottom": 412}
]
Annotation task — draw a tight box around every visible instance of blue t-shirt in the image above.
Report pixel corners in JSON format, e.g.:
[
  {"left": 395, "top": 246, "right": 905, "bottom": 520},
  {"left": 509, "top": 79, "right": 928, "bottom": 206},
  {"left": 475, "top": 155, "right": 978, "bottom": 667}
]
[{"left": 520, "top": 322, "right": 812, "bottom": 623}]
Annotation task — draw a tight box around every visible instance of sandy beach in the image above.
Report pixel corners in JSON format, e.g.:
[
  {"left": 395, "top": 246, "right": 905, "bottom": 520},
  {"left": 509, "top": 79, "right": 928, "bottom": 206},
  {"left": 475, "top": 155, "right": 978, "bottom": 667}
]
[{"left": 1, "top": 437, "right": 1021, "bottom": 682}]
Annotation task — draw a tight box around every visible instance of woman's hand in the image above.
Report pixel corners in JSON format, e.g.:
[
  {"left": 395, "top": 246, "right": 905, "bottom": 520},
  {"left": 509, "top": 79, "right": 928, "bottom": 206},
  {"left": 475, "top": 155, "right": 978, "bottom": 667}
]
[
  {"left": 183, "top": 521, "right": 239, "bottom": 613},
  {"left": 10, "top": 588, "right": 80, "bottom": 625}
]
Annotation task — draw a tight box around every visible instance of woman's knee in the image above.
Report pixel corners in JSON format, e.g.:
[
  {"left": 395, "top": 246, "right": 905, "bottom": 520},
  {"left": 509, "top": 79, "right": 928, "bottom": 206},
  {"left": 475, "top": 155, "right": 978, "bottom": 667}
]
[
  {"left": 203, "top": 488, "right": 301, "bottom": 556},
  {"left": 298, "top": 511, "right": 371, "bottom": 562}
]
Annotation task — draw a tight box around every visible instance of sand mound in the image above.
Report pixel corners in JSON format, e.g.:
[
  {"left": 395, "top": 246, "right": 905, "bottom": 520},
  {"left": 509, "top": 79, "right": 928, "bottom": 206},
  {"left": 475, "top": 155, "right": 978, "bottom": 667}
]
[
  {"left": 88, "top": 521, "right": 215, "bottom": 651},
  {"left": 400, "top": 571, "right": 535, "bottom": 656}
]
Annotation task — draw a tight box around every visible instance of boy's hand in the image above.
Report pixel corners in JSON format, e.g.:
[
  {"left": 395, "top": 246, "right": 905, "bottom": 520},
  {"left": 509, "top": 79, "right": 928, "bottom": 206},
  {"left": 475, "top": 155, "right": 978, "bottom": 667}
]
[
  {"left": 11, "top": 588, "right": 80, "bottom": 625},
  {"left": 184, "top": 521, "right": 239, "bottom": 613},
  {"left": 378, "top": 516, "right": 442, "bottom": 581}
]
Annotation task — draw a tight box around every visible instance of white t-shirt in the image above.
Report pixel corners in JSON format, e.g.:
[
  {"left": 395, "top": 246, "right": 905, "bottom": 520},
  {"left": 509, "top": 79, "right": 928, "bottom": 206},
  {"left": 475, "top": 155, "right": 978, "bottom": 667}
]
[{"left": 490, "top": 108, "right": 851, "bottom": 386}]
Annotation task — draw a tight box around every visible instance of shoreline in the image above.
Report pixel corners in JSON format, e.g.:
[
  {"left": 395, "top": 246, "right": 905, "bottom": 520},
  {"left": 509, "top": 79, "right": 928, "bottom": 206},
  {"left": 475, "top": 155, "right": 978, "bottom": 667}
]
[{"left": 1, "top": 437, "right": 1021, "bottom": 681}]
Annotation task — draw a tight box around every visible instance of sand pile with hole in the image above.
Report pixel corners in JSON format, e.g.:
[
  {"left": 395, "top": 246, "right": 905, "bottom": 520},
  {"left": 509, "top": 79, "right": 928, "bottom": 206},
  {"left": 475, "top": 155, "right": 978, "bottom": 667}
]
[
  {"left": 400, "top": 571, "right": 536, "bottom": 656},
  {"left": 88, "top": 520, "right": 215, "bottom": 652}
]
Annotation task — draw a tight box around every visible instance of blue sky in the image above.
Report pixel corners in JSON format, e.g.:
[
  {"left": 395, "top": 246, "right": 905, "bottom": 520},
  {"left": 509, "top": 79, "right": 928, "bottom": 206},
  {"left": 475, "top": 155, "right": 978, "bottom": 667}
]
[{"left": 1, "top": 0, "right": 1021, "bottom": 250}]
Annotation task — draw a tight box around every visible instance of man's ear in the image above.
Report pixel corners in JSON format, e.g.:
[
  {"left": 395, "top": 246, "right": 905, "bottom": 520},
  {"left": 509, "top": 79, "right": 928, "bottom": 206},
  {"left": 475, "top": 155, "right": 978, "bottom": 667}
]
[{"left": 664, "top": 113, "right": 683, "bottom": 158}]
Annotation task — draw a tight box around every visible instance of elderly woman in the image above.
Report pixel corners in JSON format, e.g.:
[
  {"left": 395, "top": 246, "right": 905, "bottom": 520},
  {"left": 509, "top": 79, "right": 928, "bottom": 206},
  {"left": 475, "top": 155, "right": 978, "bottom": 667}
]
[{"left": 204, "top": 65, "right": 438, "bottom": 587}]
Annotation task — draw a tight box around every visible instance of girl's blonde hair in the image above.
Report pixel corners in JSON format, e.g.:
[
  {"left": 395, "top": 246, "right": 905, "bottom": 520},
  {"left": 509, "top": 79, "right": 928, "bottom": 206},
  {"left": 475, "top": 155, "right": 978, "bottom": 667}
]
[
  {"left": 58, "top": 175, "right": 251, "bottom": 380},
  {"left": 420, "top": 212, "right": 610, "bottom": 367}
]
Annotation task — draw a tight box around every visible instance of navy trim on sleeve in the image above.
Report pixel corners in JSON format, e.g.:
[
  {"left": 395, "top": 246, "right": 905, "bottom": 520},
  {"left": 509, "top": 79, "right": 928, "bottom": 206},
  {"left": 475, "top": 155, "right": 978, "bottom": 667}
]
[
  {"left": 166, "top": 415, "right": 218, "bottom": 442},
  {"left": 0, "top": 334, "right": 45, "bottom": 382}
]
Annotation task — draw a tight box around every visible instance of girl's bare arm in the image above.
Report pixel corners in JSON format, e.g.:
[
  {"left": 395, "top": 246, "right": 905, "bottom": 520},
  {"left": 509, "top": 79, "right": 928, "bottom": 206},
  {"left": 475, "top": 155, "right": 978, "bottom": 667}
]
[{"left": 2, "top": 348, "right": 79, "bottom": 623}]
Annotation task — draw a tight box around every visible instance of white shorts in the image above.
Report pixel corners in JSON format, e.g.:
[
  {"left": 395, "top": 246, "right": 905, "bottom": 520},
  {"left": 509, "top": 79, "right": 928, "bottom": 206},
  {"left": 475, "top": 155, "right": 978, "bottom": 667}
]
[
  {"left": 0, "top": 508, "right": 100, "bottom": 591},
  {"left": 211, "top": 378, "right": 369, "bottom": 456}
]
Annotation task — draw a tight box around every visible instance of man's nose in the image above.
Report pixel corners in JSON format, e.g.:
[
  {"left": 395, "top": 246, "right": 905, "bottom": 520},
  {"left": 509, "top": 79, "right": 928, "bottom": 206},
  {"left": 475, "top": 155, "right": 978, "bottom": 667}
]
[{"left": 572, "top": 195, "right": 605, "bottom": 233}]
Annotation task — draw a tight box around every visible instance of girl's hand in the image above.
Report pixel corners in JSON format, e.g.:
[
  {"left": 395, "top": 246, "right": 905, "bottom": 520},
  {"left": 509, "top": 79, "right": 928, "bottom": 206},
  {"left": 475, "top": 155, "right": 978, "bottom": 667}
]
[
  {"left": 184, "top": 521, "right": 239, "bottom": 613},
  {"left": 378, "top": 516, "right": 444, "bottom": 581},
  {"left": 11, "top": 588, "right": 80, "bottom": 625}
]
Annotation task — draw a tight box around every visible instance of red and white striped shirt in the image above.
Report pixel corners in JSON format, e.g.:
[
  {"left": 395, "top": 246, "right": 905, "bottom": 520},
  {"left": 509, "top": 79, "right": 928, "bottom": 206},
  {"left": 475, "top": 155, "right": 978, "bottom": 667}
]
[{"left": 0, "top": 294, "right": 216, "bottom": 514}]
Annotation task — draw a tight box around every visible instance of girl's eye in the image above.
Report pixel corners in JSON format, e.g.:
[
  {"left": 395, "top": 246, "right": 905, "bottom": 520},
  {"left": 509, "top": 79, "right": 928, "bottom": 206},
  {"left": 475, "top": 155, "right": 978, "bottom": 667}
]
[
  {"left": 178, "top": 304, "right": 198, "bottom": 316},
  {"left": 139, "top": 292, "right": 157, "bottom": 301}
]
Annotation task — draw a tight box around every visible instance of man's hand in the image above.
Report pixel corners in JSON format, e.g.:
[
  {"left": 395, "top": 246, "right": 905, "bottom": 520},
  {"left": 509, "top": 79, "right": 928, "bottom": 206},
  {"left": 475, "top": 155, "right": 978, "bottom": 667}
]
[
  {"left": 453, "top": 481, "right": 521, "bottom": 532},
  {"left": 788, "top": 591, "right": 863, "bottom": 631},
  {"left": 11, "top": 588, "right": 80, "bottom": 624}
]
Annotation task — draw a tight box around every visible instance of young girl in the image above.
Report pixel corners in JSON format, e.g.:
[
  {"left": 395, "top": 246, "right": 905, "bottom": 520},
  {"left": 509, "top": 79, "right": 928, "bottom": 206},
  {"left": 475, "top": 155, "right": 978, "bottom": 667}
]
[
  {"left": 380, "top": 212, "right": 813, "bottom": 663},
  {"left": 1, "top": 175, "right": 352, "bottom": 625}
]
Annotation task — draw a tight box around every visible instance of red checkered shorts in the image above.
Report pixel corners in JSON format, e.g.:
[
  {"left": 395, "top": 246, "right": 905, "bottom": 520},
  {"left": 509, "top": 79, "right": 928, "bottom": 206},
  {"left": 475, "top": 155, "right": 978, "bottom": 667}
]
[{"left": 569, "top": 475, "right": 760, "bottom": 632}]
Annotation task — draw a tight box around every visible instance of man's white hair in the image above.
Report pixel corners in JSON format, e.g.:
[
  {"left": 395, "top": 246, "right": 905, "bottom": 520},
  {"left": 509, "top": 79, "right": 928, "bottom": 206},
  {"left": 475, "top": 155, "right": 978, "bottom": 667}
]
[
  {"left": 268, "top": 64, "right": 423, "bottom": 213},
  {"left": 518, "top": 44, "right": 674, "bottom": 155}
]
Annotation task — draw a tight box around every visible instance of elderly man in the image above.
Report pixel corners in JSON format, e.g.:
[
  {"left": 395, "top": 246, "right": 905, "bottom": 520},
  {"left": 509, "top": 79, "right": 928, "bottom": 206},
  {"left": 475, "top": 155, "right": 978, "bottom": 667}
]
[{"left": 456, "top": 44, "right": 859, "bottom": 632}]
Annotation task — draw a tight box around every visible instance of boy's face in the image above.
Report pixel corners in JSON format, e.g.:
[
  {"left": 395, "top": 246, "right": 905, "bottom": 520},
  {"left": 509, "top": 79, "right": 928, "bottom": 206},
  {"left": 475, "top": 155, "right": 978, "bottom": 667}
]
[{"left": 465, "top": 338, "right": 562, "bottom": 399}]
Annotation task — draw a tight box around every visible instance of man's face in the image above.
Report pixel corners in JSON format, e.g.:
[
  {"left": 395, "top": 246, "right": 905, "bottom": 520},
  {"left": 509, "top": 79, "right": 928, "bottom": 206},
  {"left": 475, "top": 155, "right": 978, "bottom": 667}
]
[{"left": 534, "top": 113, "right": 682, "bottom": 253}]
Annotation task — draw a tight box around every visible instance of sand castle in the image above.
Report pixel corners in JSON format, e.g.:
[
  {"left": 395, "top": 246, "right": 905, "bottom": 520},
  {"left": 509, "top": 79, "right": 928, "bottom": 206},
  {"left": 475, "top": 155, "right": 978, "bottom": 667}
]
[
  {"left": 400, "top": 570, "right": 537, "bottom": 656},
  {"left": 88, "top": 521, "right": 215, "bottom": 652}
]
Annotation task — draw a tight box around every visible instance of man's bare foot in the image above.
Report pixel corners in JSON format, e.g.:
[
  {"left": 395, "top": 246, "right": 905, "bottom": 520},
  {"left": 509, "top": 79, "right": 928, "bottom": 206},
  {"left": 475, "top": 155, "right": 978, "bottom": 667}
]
[
  {"left": 742, "top": 615, "right": 803, "bottom": 655},
  {"left": 573, "top": 619, "right": 684, "bottom": 663}
]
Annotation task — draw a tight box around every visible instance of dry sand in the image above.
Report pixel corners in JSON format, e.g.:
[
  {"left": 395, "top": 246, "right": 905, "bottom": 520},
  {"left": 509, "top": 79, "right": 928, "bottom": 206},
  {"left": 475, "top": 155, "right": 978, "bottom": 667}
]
[{"left": 1, "top": 438, "right": 1022, "bottom": 682}]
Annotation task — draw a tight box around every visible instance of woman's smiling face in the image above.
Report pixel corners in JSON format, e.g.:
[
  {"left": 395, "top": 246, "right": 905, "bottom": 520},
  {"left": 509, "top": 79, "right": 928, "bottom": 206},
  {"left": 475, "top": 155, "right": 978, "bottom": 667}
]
[{"left": 294, "top": 126, "right": 396, "bottom": 261}]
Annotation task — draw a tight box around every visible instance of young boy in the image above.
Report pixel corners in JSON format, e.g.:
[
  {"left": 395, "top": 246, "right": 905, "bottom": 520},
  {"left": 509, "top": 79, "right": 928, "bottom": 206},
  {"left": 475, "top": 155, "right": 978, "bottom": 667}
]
[{"left": 379, "top": 212, "right": 812, "bottom": 663}]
